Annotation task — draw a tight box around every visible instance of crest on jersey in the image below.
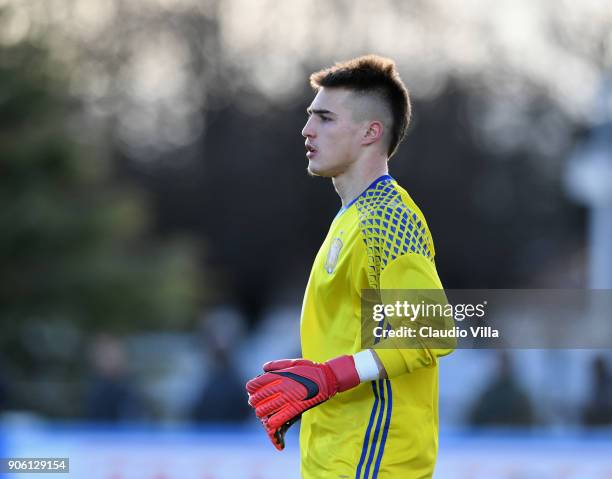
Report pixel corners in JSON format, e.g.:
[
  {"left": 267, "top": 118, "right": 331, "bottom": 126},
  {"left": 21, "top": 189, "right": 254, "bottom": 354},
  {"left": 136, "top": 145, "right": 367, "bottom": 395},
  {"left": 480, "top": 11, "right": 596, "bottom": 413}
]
[{"left": 324, "top": 237, "right": 343, "bottom": 274}]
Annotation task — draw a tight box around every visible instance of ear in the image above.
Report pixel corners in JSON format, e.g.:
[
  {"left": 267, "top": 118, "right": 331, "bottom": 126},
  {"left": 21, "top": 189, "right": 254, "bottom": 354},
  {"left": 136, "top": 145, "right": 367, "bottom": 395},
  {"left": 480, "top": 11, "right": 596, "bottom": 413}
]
[{"left": 362, "top": 120, "right": 384, "bottom": 146}]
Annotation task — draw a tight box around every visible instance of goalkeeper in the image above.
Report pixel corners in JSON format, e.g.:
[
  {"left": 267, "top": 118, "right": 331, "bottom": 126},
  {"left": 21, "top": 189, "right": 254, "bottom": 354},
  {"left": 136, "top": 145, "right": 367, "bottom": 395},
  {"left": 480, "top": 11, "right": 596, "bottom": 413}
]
[{"left": 246, "top": 55, "right": 454, "bottom": 479}]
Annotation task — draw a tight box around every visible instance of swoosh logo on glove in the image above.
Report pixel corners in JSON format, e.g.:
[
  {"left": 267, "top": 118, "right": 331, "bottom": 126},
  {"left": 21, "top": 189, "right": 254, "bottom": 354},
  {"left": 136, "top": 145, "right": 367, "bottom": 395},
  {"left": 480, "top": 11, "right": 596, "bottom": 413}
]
[{"left": 272, "top": 371, "right": 320, "bottom": 400}]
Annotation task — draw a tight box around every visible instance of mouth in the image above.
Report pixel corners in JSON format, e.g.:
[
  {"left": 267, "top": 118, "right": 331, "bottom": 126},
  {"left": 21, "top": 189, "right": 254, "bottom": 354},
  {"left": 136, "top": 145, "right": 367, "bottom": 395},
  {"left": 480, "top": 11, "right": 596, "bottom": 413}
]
[{"left": 305, "top": 143, "right": 318, "bottom": 159}]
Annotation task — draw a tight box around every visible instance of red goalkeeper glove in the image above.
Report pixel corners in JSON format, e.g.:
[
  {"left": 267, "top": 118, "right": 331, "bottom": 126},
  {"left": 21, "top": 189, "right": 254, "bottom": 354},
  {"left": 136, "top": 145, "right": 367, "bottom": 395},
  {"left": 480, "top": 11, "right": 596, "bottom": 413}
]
[{"left": 246, "top": 356, "right": 360, "bottom": 450}]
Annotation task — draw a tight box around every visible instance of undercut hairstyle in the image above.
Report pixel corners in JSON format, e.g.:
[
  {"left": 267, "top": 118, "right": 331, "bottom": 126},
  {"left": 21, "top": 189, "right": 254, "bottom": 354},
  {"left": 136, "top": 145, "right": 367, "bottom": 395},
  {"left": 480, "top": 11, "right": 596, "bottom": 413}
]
[{"left": 309, "top": 55, "right": 411, "bottom": 158}]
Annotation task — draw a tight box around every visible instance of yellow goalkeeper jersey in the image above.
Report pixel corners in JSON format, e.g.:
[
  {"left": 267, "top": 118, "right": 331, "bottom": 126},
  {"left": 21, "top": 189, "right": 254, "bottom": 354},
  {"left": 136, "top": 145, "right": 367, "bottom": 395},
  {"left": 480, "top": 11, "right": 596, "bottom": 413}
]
[{"left": 299, "top": 175, "right": 452, "bottom": 479}]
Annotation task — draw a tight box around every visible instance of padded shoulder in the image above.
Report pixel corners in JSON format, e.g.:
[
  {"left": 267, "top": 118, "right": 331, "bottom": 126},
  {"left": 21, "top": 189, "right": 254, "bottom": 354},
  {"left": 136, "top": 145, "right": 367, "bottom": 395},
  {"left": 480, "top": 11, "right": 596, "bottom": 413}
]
[{"left": 354, "top": 180, "right": 434, "bottom": 289}]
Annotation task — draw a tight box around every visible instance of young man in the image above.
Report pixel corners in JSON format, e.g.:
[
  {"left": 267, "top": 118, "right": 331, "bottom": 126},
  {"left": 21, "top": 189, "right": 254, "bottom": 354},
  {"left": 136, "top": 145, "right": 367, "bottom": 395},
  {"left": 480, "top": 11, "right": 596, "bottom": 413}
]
[{"left": 246, "top": 55, "right": 453, "bottom": 478}]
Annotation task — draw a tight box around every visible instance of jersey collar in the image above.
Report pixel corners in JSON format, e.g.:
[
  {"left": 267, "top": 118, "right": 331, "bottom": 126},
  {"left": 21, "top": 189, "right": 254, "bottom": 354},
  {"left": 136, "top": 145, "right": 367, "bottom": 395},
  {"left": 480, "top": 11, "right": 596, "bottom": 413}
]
[{"left": 335, "top": 174, "right": 394, "bottom": 219}]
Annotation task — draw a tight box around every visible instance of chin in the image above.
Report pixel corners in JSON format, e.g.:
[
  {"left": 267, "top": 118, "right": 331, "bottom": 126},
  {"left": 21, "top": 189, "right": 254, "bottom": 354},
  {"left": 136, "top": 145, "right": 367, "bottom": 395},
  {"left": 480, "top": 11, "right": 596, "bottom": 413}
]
[
  {"left": 307, "top": 166, "right": 325, "bottom": 177},
  {"left": 307, "top": 160, "right": 340, "bottom": 178},
  {"left": 307, "top": 163, "right": 326, "bottom": 178}
]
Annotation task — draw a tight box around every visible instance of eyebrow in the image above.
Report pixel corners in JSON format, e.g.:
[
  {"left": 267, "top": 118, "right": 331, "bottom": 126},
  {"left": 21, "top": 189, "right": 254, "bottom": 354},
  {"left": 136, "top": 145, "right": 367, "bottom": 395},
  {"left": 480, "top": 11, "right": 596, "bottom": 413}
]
[{"left": 306, "top": 107, "right": 336, "bottom": 116}]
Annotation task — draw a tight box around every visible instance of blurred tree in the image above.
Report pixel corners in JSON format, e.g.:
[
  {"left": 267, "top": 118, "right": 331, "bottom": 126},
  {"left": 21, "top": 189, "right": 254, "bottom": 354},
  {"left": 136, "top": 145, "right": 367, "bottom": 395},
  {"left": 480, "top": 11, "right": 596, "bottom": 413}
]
[{"left": 0, "top": 41, "right": 205, "bottom": 415}]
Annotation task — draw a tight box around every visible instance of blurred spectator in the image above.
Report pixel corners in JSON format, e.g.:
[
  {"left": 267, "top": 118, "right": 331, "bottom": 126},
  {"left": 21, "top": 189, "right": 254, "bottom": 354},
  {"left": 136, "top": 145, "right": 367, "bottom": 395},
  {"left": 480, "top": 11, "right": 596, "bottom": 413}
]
[
  {"left": 85, "top": 334, "right": 141, "bottom": 421},
  {"left": 582, "top": 355, "right": 612, "bottom": 426},
  {"left": 468, "top": 352, "right": 535, "bottom": 426},
  {"left": 191, "top": 310, "right": 250, "bottom": 422},
  {"left": 191, "top": 342, "right": 250, "bottom": 423}
]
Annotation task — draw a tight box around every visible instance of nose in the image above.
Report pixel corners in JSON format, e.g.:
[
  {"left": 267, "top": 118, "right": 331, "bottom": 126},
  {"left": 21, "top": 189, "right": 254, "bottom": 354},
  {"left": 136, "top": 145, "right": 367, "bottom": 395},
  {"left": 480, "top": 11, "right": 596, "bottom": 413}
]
[{"left": 302, "top": 116, "right": 315, "bottom": 139}]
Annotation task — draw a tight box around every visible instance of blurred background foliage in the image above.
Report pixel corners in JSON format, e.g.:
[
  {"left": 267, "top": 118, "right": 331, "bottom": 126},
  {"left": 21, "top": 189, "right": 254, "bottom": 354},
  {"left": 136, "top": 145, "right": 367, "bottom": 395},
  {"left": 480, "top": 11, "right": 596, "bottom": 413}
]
[{"left": 0, "top": 39, "right": 204, "bottom": 415}]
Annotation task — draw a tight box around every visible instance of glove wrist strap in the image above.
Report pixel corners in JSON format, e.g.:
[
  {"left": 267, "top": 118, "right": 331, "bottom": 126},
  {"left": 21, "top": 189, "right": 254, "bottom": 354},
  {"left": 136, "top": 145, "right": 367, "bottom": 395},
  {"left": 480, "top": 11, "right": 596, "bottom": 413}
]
[{"left": 326, "top": 355, "right": 360, "bottom": 392}]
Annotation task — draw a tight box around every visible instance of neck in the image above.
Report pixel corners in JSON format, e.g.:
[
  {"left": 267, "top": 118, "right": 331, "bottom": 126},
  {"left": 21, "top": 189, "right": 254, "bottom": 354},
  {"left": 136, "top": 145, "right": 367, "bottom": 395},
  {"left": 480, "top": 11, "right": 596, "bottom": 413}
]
[{"left": 332, "top": 158, "right": 389, "bottom": 207}]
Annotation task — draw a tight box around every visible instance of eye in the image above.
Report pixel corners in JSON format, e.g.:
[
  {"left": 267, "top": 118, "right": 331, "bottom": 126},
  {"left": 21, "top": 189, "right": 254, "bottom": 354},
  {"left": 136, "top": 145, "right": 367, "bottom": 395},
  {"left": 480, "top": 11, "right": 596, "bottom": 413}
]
[{"left": 320, "top": 116, "right": 331, "bottom": 122}]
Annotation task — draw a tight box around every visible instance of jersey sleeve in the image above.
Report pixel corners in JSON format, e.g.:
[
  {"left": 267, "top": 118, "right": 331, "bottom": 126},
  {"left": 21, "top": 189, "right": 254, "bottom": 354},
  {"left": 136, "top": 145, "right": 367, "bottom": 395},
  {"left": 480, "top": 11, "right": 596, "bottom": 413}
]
[
  {"left": 371, "top": 248, "right": 455, "bottom": 378},
  {"left": 352, "top": 182, "right": 454, "bottom": 377}
]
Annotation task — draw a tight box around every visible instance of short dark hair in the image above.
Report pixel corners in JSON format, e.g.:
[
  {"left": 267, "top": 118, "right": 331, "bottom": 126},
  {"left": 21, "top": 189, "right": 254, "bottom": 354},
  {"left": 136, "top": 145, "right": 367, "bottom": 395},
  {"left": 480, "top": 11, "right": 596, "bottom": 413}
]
[{"left": 309, "top": 55, "right": 411, "bottom": 158}]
